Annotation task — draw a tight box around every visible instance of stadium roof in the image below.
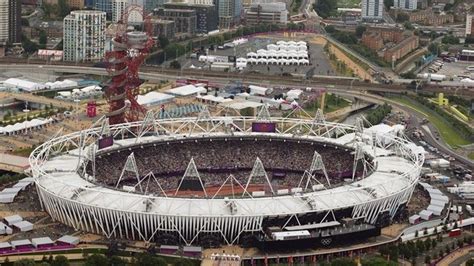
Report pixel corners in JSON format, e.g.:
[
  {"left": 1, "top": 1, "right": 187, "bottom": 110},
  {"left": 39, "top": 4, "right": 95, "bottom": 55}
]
[
  {"left": 166, "top": 85, "right": 207, "bottom": 96},
  {"left": 56, "top": 235, "right": 80, "bottom": 245},
  {"left": 38, "top": 131, "right": 420, "bottom": 217},
  {"left": 137, "top": 92, "right": 174, "bottom": 107}
]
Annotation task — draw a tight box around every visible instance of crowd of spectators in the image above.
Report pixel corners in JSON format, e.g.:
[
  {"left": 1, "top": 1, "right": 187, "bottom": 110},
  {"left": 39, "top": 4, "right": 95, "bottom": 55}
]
[{"left": 88, "top": 137, "right": 356, "bottom": 194}]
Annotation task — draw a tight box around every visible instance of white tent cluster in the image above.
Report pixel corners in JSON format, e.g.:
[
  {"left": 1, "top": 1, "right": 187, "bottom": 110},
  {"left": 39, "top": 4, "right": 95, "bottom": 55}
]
[
  {"left": 56, "top": 85, "right": 102, "bottom": 100},
  {"left": 0, "top": 177, "right": 34, "bottom": 204},
  {"left": 2, "top": 78, "right": 45, "bottom": 92},
  {"left": 0, "top": 118, "right": 54, "bottom": 135},
  {"left": 246, "top": 41, "right": 309, "bottom": 66},
  {"left": 45, "top": 80, "right": 78, "bottom": 90}
]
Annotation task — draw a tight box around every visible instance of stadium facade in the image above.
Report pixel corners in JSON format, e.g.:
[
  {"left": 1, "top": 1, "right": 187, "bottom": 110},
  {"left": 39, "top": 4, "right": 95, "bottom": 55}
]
[{"left": 30, "top": 108, "right": 424, "bottom": 248}]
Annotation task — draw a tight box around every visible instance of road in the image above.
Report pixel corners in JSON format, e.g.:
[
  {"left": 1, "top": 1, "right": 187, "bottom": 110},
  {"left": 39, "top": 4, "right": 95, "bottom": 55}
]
[
  {"left": 2, "top": 62, "right": 473, "bottom": 98},
  {"left": 336, "top": 91, "right": 474, "bottom": 169}
]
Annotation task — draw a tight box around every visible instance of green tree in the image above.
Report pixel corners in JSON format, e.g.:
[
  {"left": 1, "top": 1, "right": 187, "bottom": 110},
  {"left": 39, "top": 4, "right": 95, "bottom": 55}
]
[
  {"left": 403, "top": 21, "right": 414, "bottom": 30},
  {"left": 442, "top": 35, "right": 460, "bottom": 44},
  {"left": 325, "top": 25, "right": 336, "bottom": 33},
  {"left": 58, "top": 0, "right": 71, "bottom": 18},
  {"left": 313, "top": 0, "right": 337, "bottom": 19},
  {"left": 329, "top": 257, "right": 357, "bottom": 266},
  {"left": 425, "top": 255, "right": 431, "bottom": 264},
  {"left": 39, "top": 30, "right": 48, "bottom": 46},
  {"left": 51, "top": 255, "right": 69, "bottom": 266},
  {"left": 396, "top": 13, "right": 409, "bottom": 22},
  {"left": 158, "top": 35, "right": 169, "bottom": 48},
  {"left": 355, "top": 25, "right": 367, "bottom": 38},
  {"left": 21, "top": 34, "right": 39, "bottom": 54},
  {"left": 85, "top": 254, "right": 109, "bottom": 266},
  {"left": 132, "top": 253, "right": 166, "bottom": 266},
  {"left": 13, "top": 259, "right": 36, "bottom": 266},
  {"left": 21, "top": 18, "right": 29, "bottom": 26},
  {"left": 109, "top": 256, "right": 127, "bottom": 266},
  {"left": 170, "top": 60, "right": 181, "bottom": 69},
  {"left": 384, "top": 0, "right": 394, "bottom": 9},
  {"left": 174, "top": 258, "right": 195, "bottom": 266}
]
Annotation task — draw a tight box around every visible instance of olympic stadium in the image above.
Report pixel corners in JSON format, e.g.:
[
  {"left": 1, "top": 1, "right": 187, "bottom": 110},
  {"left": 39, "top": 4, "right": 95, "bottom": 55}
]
[{"left": 29, "top": 107, "right": 424, "bottom": 250}]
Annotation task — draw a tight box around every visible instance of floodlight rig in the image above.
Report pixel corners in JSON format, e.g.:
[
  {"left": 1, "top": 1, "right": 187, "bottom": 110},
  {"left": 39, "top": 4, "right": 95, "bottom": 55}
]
[{"left": 104, "top": 5, "right": 155, "bottom": 124}]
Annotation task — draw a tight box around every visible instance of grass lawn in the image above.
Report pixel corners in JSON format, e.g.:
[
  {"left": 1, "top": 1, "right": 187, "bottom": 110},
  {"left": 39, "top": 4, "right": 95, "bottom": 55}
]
[
  {"left": 469, "top": 152, "right": 474, "bottom": 160},
  {"left": 337, "top": 0, "right": 360, "bottom": 8},
  {"left": 304, "top": 95, "right": 351, "bottom": 114},
  {"left": 388, "top": 96, "right": 471, "bottom": 148}
]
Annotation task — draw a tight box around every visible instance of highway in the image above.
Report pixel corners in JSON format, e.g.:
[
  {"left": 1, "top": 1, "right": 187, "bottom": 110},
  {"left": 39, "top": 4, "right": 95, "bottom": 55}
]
[
  {"left": 338, "top": 92, "right": 474, "bottom": 169},
  {"left": 1, "top": 62, "right": 473, "bottom": 98}
]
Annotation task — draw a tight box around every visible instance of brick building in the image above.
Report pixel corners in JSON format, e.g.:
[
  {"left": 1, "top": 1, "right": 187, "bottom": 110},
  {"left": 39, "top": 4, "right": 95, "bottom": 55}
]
[
  {"left": 361, "top": 32, "right": 383, "bottom": 50},
  {"left": 383, "top": 34, "right": 419, "bottom": 62},
  {"left": 361, "top": 26, "right": 419, "bottom": 62},
  {"left": 393, "top": 8, "right": 454, "bottom": 26}
]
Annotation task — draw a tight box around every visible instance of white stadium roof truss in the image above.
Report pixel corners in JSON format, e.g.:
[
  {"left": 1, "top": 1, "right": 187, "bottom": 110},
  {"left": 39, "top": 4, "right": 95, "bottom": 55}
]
[{"left": 30, "top": 115, "right": 423, "bottom": 246}]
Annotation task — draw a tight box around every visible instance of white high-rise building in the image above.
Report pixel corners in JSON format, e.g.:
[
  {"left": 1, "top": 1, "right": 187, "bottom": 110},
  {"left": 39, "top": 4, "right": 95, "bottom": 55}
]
[
  {"left": 112, "top": 0, "right": 128, "bottom": 23},
  {"left": 394, "top": 0, "right": 417, "bottom": 10},
  {"left": 362, "top": 0, "right": 383, "bottom": 21},
  {"left": 63, "top": 10, "right": 106, "bottom": 62},
  {"left": 467, "top": 14, "right": 474, "bottom": 37},
  {"left": 0, "top": 0, "right": 8, "bottom": 44}
]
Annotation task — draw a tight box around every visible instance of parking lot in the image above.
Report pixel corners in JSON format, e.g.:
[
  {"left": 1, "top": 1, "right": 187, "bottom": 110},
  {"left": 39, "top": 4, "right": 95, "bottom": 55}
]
[
  {"left": 180, "top": 36, "right": 336, "bottom": 76},
  {"left": 423, "top": 60, "right": 474, "bottom": 80}
]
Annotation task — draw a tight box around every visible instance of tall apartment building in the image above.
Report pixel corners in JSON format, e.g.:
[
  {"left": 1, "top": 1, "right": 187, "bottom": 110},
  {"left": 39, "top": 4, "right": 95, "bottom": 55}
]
[
  {"left": 394, "top": 0, "right": 417, "bottom": 10},
  {"left": 163, "top": 3, "right": 218, "bottom": 33},
  {"left": 467, "top": 14, "right": 474, "bottom": 37},
  {"left": 218, "top": 0, "right": 241, "bottom": 28},
  {"left": 112, "top": 0, "right": 127, "bottom": 23},
  {"left": 154, "top": 8, "right": 197, "bottom": 36},
  {"left": 145, "top": 0, "right": 166, "bottom": 13},
  {"left": 245, "top": 2, "right": 288, "bottom": 25},
  {"left": 63, "top": 11, "right": 106, "bottom": 62},
  {"left": 96, "top": 0, "right": 112, "bottom": 17},
  {"left": 0, "top": 0, "right": 20, "bottom": 44},
  {"left": 8, "top": 0, "right": 20, "bottom": 43},
  {"left": 67, "top": 0, "right": 84, "bottom": 9},
  {"left": 0, "top": 0, "right": 7, "bottom": 44},
  {"left": 361, "top": 0, "right": 383, "bottom": 21}
]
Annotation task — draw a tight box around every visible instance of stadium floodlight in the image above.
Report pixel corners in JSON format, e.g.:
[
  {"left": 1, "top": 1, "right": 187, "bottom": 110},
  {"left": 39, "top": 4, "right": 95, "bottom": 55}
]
[
  {"left": 99, "top": 117, "right": 111, "bottom": 137},
  {"left": 175, "top": 158, "right": 207, "bottom": 197},
  {"left": 314, "top": 108, "right": 325, "bottom": 124},
  {"left": 137, "top": 110, "right": 158, "bottom": 141},
  {"left": 80, "top": 143, "right": 97, "bottom": 181},
  {"left": 243, "top": 157, "right": 274, "bottom": 196},
  {"left": 116, "top": 152, "right": 142, "bottom": 191},
  {"left": 309, "top": 151, "right": 330, "bottom": 187},
  {"left": 256, "top": 104, "right": 271, "bottom": 121},
  {"left": 352, "top": 143, "right": 367, "bottom": 180},
  {"left": 354, "top": 117, "right": 364, "bottom": 142},
  {"left": 189, "top": 105, "right": 214, "bottom": 135}
]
